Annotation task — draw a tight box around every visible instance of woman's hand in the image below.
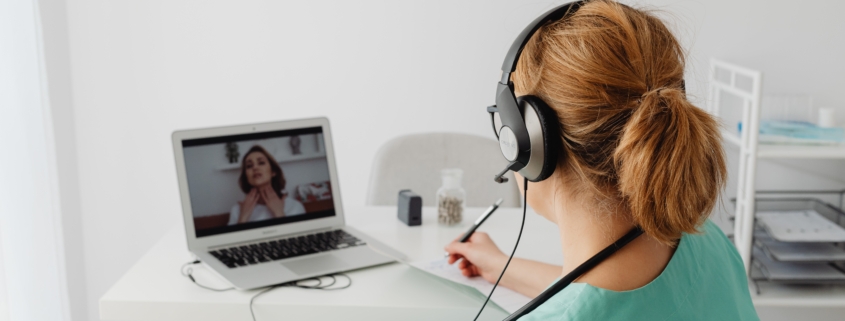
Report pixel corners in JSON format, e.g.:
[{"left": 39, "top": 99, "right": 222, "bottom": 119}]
[
  {"left": 261, "top": 186, "right": 287, "bottom": 218},
  {"left": 237, "top": 188, "right": 260, "bottom": 223},
  {"left": 444, "top": 232, "right": 508, "bottom": 284}
]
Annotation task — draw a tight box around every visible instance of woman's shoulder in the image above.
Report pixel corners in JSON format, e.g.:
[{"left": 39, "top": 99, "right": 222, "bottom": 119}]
[
  {"left": 287, "top": 197, "right": 304, "bottom": 206},
  {"left": 682, "top": 219, "right": 743, "bottom": 267},
  {"left": 285, "top": 197, "right": 306, "bottom": 215},
  {"left": 520, "top": 219, "right": 758, "bottom": 321},
  {"left": 698, "top": 219, "right": 730, "bottom": 240},
  {"left": 518, "top": 283, "right": 588, "bottom": 321}
]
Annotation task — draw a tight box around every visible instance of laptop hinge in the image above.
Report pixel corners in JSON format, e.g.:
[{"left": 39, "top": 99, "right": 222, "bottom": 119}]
[{"left": 207, "top": 226, "right": 340, "bottom": 250}]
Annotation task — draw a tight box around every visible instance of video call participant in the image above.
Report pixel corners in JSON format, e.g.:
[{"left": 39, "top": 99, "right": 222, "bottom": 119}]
[
  {"left": 445, "top": 1, "right": 759, "bottom": 320},
  {"left": 228, "top": 145, "right": 306, "bottom": 225}
]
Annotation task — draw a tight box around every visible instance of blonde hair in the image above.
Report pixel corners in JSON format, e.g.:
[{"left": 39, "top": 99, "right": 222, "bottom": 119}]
[{"left": 512, "top": 0, "right": 726, "bottom": 245}]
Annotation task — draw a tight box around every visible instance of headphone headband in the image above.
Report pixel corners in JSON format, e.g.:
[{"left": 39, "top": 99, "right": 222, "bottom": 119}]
[
  {"left": 491, "top": 1, "right": 583, "bottom": 183},
  {"left": 499, "top": 1, "right": 583, "bottom": 83}
]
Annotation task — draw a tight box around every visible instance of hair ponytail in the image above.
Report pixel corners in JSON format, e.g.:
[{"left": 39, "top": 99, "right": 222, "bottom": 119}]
[
  {"left": 511, "top": 0, "right": 726, "bottom": 245},
  {"left": 614, "top": 88, "right": 726, "bottom": 245}
]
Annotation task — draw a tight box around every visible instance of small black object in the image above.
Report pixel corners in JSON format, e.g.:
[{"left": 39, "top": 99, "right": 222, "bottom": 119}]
[{"left": 397, "top": 190, "right": 422, "bottom": 226}]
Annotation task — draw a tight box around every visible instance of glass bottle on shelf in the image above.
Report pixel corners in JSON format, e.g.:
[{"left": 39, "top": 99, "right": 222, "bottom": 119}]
[{"left": 437, "top": 168, "right": 465, "bottom": 226}]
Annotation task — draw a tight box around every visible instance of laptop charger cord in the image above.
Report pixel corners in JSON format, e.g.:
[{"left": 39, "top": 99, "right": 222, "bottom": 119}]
[
  {"left": 180, "top": 178, "right": 523, "bottom": 321},
  {"left": 180, "top": 259, "right": 352, "bottom": 321},
  {"left": 181, "top": 260, "right": 235, "bottom": 292},
  {"left": 180, "top": 178, "right": 524, "bottom": 321}
]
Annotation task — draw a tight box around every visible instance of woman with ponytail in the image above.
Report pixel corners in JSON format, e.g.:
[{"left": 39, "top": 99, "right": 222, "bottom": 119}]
[{"left": 444, "top": 1, "right": 759, "bottom": 319}]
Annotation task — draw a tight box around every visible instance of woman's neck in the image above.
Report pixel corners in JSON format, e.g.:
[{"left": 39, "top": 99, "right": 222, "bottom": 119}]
[
  {"left": 554, "top": 191, "right": 674, "bottom": 291},
  {"left": 254, "top": 184, "right": 270, "bottom": 205}
]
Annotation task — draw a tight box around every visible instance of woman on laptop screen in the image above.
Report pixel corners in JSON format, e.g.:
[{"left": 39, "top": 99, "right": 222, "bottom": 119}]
[{"left": 229, "top": 145, "right": 306, "bottom": 225}]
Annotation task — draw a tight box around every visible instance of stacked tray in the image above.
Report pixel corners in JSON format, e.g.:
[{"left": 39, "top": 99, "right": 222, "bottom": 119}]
[
  {"left": 749, "top": 200, "right": 845, "bottom": 285},
  {"left": 757, "top": 210, "right": 845, "bottom": 242},
  {"left": 752, "top": 239, "right": 845, "bottom": 284}
]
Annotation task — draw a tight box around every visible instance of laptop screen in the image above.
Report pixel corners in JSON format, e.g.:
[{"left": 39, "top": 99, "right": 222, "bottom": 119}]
[{"left": 182, "top": 126, "right": 336, "bottom": 237}]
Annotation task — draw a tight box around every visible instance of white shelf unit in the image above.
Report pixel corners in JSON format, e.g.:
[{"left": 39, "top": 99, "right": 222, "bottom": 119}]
[
  {"left": 710, "top": 59, "right": 845, "bottom": 273},
  {"left": 710, "top": 59, "right": 845, "bottom": 309},
  {"left": 709, "top": 59, "right": 764, "bottom": 273},
  {"left": 708, "top": 60, "right": 845, "bottom": 270}
]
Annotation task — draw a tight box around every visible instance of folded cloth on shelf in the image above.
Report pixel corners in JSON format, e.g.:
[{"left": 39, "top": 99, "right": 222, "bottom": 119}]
[{"left": 739, "top": 120, "right": 845, "bottom": 145}]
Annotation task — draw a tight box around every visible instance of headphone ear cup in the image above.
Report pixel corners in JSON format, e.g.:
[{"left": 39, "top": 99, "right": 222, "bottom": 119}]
[{"left": 517, "top": 96, "right": 562, "bottom": 182}]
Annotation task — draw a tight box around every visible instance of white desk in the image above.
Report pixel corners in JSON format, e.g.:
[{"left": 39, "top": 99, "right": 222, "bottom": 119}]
[
  {"left": 101, "top": 206, "right": 845, "bottom": 321},
  {"left": 100, "top": 206, "right": 563, "bottom": 321}
]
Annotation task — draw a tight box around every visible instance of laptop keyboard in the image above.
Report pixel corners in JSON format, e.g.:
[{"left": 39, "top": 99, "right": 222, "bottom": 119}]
[{"left": 209, "top": 229, "right": 366, "bottom": 269}]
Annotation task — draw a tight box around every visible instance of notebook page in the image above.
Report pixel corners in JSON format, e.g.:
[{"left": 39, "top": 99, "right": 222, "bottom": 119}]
[{"left": 410, "top": 258, "right": 531, "bottom": 313}]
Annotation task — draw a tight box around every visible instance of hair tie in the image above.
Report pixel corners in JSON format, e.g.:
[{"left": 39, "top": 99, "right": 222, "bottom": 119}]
[
  {"left": 637, "top": 87, "right": 667, "bottom": 104},
  {"left": 643, "top": 87, "right": 666, "bottom": 98}
]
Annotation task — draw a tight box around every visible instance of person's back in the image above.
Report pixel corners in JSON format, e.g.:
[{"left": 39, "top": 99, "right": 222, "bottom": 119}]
[
  {"left": 443, "top": 1, "right": 761, "bottom": 320},
  {"left": 521, "top": 221, "right": 759, "bottom": 320}
]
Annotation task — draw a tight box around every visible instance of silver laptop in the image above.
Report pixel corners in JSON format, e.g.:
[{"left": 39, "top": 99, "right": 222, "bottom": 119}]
[{"left": 172, "top": 117, "right": 404, "bottom": 290}]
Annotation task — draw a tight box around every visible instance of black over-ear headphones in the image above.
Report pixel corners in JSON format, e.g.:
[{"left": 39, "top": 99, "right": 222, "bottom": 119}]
[
  {"left": 476, "top": 2, "right": 645, "bottom": 320},
  {"left": 488, "top": 1, "right": 584, "bottom": 184}
]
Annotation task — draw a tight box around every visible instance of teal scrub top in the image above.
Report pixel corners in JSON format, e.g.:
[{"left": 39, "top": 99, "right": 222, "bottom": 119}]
[{"left": 519, "top": 220, "right": 759, "bottom": 320}]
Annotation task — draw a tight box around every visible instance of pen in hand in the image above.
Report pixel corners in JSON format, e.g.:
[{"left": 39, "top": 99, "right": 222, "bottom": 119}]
[{"left": 444, "top": 198, "right": 504, "bottom": 258}]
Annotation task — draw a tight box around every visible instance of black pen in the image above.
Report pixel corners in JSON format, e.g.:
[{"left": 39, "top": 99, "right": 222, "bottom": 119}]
[{"left": 444, "top": 198, "right": 504, "bottom": 257}]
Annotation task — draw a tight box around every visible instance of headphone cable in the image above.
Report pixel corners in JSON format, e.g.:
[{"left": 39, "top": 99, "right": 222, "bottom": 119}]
[{"left": 473, "top": 177, "right": 528, "bottom": 320}]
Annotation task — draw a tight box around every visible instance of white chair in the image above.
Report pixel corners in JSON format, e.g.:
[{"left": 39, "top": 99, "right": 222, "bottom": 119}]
[{"left": 366, "top": 132, "right": 521, "bottom": 208}]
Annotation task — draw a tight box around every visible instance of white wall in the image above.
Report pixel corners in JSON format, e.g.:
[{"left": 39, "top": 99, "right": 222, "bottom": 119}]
[
  {"left": 38, "top": 0, "right": 88, "bottom": 319},
  {"left": 54, "top": 0, "right": 845, "bottom": 320},
  {"left": 1, "top": 0, "right": 72, "bottom": 319},
  {"left": 668, "top": 0, "right": 845, "bottom": 215}
]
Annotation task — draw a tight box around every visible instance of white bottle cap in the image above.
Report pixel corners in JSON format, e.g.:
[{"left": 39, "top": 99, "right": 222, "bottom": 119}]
[
  {"left": 818, "top": 107, "right": 836, "bottom": 128},
  {"left": 441, "top": 168, "right": 463, "bottom": 188}
]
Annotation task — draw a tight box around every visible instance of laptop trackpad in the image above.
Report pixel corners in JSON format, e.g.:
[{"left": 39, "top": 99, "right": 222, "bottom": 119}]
[{"left": 282, "top": 254, "right": 347, "bottom": 276}]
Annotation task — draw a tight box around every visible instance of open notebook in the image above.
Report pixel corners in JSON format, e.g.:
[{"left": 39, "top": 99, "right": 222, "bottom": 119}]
[{"left": 410, "top": 258, "right": 531, "bottom": 313}]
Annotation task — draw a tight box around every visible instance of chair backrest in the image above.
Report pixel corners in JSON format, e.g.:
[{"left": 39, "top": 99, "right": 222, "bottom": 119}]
[{"left": 366, "top": 132, "right": 521, "bottom": 207}]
